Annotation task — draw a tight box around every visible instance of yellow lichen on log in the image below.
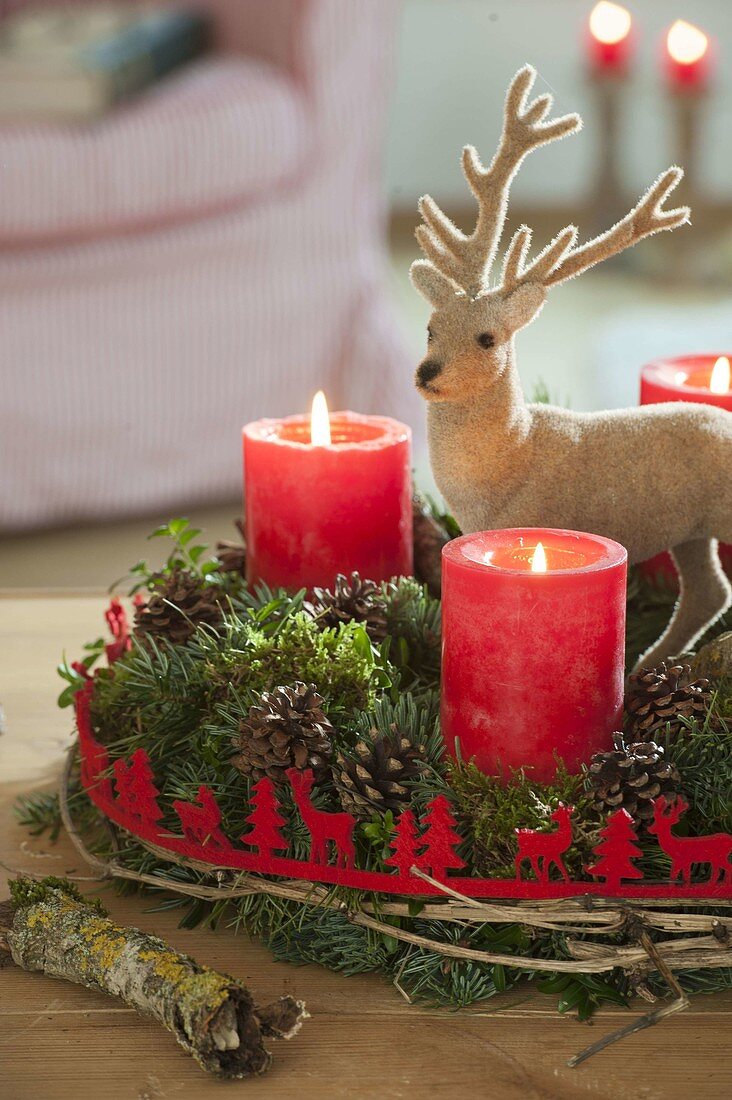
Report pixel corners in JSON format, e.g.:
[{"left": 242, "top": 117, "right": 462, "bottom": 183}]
[{"left": 3, "top": 877, "right": 307, "bottom": 1078}]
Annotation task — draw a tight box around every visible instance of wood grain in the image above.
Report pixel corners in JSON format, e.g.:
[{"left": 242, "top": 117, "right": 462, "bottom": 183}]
[{"left": 1, "top": 595, "right": 730, "bottom": 1099}]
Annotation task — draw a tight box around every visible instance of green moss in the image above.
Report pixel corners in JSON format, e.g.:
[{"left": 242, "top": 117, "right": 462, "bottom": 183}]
[
  {"left": 447, "top": 760, "right": 599, "bottom": 879},
  {"left": 10, "top": 876, "right": 107, "bottom": 916}
]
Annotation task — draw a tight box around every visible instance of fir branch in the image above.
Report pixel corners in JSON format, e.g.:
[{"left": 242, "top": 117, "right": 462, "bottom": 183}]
[{"left": 14, "top": 790, "right": 62, "bottom": 841}]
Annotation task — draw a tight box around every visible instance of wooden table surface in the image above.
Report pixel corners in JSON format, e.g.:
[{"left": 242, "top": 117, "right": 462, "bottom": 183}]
[{"left": 1, "top": 593, "right": 730, "bottom": 1100}]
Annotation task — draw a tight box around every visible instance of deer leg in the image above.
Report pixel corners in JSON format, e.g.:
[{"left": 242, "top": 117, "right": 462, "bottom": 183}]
[
  {"left": 553, "top": 857, "right": 570, "bottom": 882},
  {"left": 635, "top": 539, "right": 731, "bottom": 670}
]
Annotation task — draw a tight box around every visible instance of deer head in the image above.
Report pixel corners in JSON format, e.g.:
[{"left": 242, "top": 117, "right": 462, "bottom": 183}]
[
  {"left": 286, "top": 767, "right": 314, "bottom": 795},
  {"left": 550, "top": 803, "right": 573, "bottom": 826},
  {"left": 648, "top": 794, "right": 688, "bottom": 833},
  {"left": 411, "top": 65, "right": 689, "bottom": 403}
]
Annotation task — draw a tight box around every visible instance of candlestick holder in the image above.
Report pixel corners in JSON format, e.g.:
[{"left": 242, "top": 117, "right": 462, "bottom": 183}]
[
  {"left": 586, "top": 2, "right": 633, "bottom": 236},
  {"left": 588, "top": 72, "right": 626, "bottom": 238}
]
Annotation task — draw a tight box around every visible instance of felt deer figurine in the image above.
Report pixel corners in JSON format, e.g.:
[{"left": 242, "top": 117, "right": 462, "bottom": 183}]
[{"left": 411, "top": 65, "right": 732, "bottom": 669}]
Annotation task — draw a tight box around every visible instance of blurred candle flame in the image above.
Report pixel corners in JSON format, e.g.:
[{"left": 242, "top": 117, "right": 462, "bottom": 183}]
[
  {"left": 531, "top": 542, "right": 548, "bottom": 573},
  {"left": 589, "top": 2, "right": 631, "bottom": 45},
  {"left": 710, "top": 356, "right": 731, "bottom": 395},
  {"left": 667, "top": 20, "right": 708, "bottom": 65},
  {"left": 310, "top": 390, "right": 331, "bottom": 446}
]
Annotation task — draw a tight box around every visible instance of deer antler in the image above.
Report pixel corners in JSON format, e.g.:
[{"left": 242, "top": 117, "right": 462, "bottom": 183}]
[
  {"left": 415, "top": 65, "right": 581, "bottom": 299},
  {"left": 502, "top": 167, "right": 690, "bottom": 292}
]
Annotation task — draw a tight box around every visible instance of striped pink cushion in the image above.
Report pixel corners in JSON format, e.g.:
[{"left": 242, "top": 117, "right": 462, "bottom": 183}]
[{"left": 0, "top": 57, "right": 308, "bottom": 246}]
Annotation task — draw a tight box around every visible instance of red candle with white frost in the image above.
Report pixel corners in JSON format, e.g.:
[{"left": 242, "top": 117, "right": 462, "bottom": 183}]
[
  {"left": 441, "top": 529, "right": 627, "bottom": 783},
  {"left": 244, "top": 394, "right": 413, "bottom": 590}
]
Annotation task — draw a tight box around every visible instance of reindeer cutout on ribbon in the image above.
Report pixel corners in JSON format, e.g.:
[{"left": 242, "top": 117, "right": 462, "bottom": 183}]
[
  {"left": 515, "top": 804, "right": 574, "bottom": 883},
  {"left": 172, "top": 785, "right": 232, "bottom": 854},
  {"left": 649, "top": 795, "right": 732, "bottom": 886},
  {"left": 411, "top": 64, "right": 732, "bottom": 669},
  {"left": 287, "top": 768, "right": 355, "bottom": 868}
]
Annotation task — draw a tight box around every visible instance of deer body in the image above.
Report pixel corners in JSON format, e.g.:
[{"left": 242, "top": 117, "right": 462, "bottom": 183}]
[
  {"left": 429, "top": 381, "right": 731, "bottom": 560},
  {"left": 649, "top": 797, "right": 732, "bottom": 885},
  {"left": 514, "top": 805, "right": 574, "bottom": 883},
  {"left": 411, "top": 66, "right": 732, "bottom": 668},
  {"left": 287, "top": 768, "right": 355, "bottom": 868},
  {"left": 173, "top": 786, "right": 230, "bottom": 852}
]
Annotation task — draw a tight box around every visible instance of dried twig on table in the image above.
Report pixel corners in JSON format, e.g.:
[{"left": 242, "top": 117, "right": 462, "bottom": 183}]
[{"left": 0, "top": 876, "right": 307, "bottom": 1079}]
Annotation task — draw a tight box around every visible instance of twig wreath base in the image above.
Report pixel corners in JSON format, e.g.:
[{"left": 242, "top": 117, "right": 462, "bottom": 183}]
[
  {"left": 59, "top": 748, "right": 732, "bottom": 1066},
  {"left": 60, "top": 750, "right": 732, "bottom": 979},
  {"left": 25, "top": 514, "right": 731, "bottom": 1062}
]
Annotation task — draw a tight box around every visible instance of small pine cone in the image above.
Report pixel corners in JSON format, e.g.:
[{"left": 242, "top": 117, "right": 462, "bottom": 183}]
[
  {"left": 588, "top": 733, "right": 681, "bottom": 827},
  {"left": 412, "top": 491, "right": 451, "bottom": 597},
  {"left": 134, "top": 568, "right": 224, "bottom": 645},
  {"left": 232, "top": 682, "right": 334, "bottom": 784},
  {"left": 334, "top": 727, "right": 425, "bottom": 819},
  {"left": 625, "top": 660, "right": 712, "bottom": 741},
  {"left": 216, "top": 519, "right": 246, "bottom": 575},
  {"left": 307, "top": 572, "right": 389, "bottom": 643}
]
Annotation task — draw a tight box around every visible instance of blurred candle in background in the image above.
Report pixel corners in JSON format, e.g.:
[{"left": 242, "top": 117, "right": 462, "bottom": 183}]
[
  {"left": 640, "top": 355, "right": 732, "bottom": 583},
  {"left": 641, "top": 354, "right": 732, "bottom": 410},
  {"left": 587, "top": 2, "right": 633, "bottom": 74},
  {"left": 586, "top": 3, "right": 633, "bottom": 236},
  {"left": 665, "top": 20, "right": 712, "bottom": 91}
]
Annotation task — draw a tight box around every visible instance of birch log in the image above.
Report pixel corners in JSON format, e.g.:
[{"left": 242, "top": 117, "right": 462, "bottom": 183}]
[{"left": 0, "top": 877, "right": 307, "bottom": 1078}]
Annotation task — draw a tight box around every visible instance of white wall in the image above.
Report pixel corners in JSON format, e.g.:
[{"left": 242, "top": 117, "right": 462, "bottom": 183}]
[{"left": 385, "top": 0, "right": 732, "bottom": 209}]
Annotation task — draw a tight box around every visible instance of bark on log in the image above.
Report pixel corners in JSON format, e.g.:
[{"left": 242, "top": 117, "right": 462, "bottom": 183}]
[{"left": 0, "top": 877, "right": 306, "bottom": 1079}]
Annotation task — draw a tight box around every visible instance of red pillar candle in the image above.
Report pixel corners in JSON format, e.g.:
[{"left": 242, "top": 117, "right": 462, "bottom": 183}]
[
  {"left": 640, "top": 355, "right": 732, "bottom": 583},
  {"left": 641, "top": 354, "right": 732, "bottom": 410},
  {"left": 441, "top": 529, "right": 627, "bottom": 783},
  {"left": 243, "top": 402, "right": 412, "bottom": 591},
  {"left": 587, "top": 2, "right": 633, "bottom": 75}
]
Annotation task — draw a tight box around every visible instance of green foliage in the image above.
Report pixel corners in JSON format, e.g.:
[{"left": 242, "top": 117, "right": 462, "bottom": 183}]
[
  {"left": 536, "top": 971, "right": 628, "bottom": 1021},
  {"left": 659, "top": 713, "right": 732, "bottom": 834},
  {"left": 57, "top": 637, "right": 105, "bottom": 707},
  {"left": 447, "top": 758, "right": 599, "bottom": 879},
  {"left": 14, "top": 790, "right": 62, "bottom": 841},
  {"left": 382, "top": 576, "right": 441, "bottom": 688},
  {"left": 266, "top": 905, "right": 394, "bottom": 975},
  {"left": 395, "top": 921, "right": 529, "bottom": 1007},
  {"left": 113, "top": 517, "right": 224, "bottom": 594}
]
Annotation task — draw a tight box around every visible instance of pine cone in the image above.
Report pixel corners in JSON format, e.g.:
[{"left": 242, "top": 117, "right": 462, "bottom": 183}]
[
  {"left": 307, "top": 572, "right": 389, "bottom": 643},
  {"left": 134, "top": 568, "right": 224, "bottom": 645},
  {"left": 232, "top": 682, "right": 334, "bottom": 784},
  {"left": 334, "top": 727, "right": 425, "bottom": 819},
  {"left": 588, "top": 733, "right": 681, "bottom": 827},
  {"left": 625, "top": 661, "right": 712, "bottom": 741},
  {"left": 412, "top": 491, "right": 452, "bottom": 597},
  {"left": 216, "top": 519, "right": 246, "bottom": 575}
]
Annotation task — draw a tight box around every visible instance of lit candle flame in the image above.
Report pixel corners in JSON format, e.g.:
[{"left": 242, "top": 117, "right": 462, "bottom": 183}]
[
  {"left": 589, "top": 2, "right": 631, "bottom": 45},
  {"left": 710, "top": 356, "right": 731, "bottom": 395},
  {"left": 531, "top": 542, "right": 548, "bottom": 573},
  {"left": 310, "top": 390, "right": 331, "bottom": 446},
  {"left": 667, "top": 20, "right": 708, "bottom": 65}
]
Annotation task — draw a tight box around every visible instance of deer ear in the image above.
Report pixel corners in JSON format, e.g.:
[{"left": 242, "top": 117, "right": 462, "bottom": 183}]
[
  {"left": 410, "top": 260, "right": 456, "bottom": 309},
  {"left": 502, "top": 283, "right": 547, "bottom": 332}
]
